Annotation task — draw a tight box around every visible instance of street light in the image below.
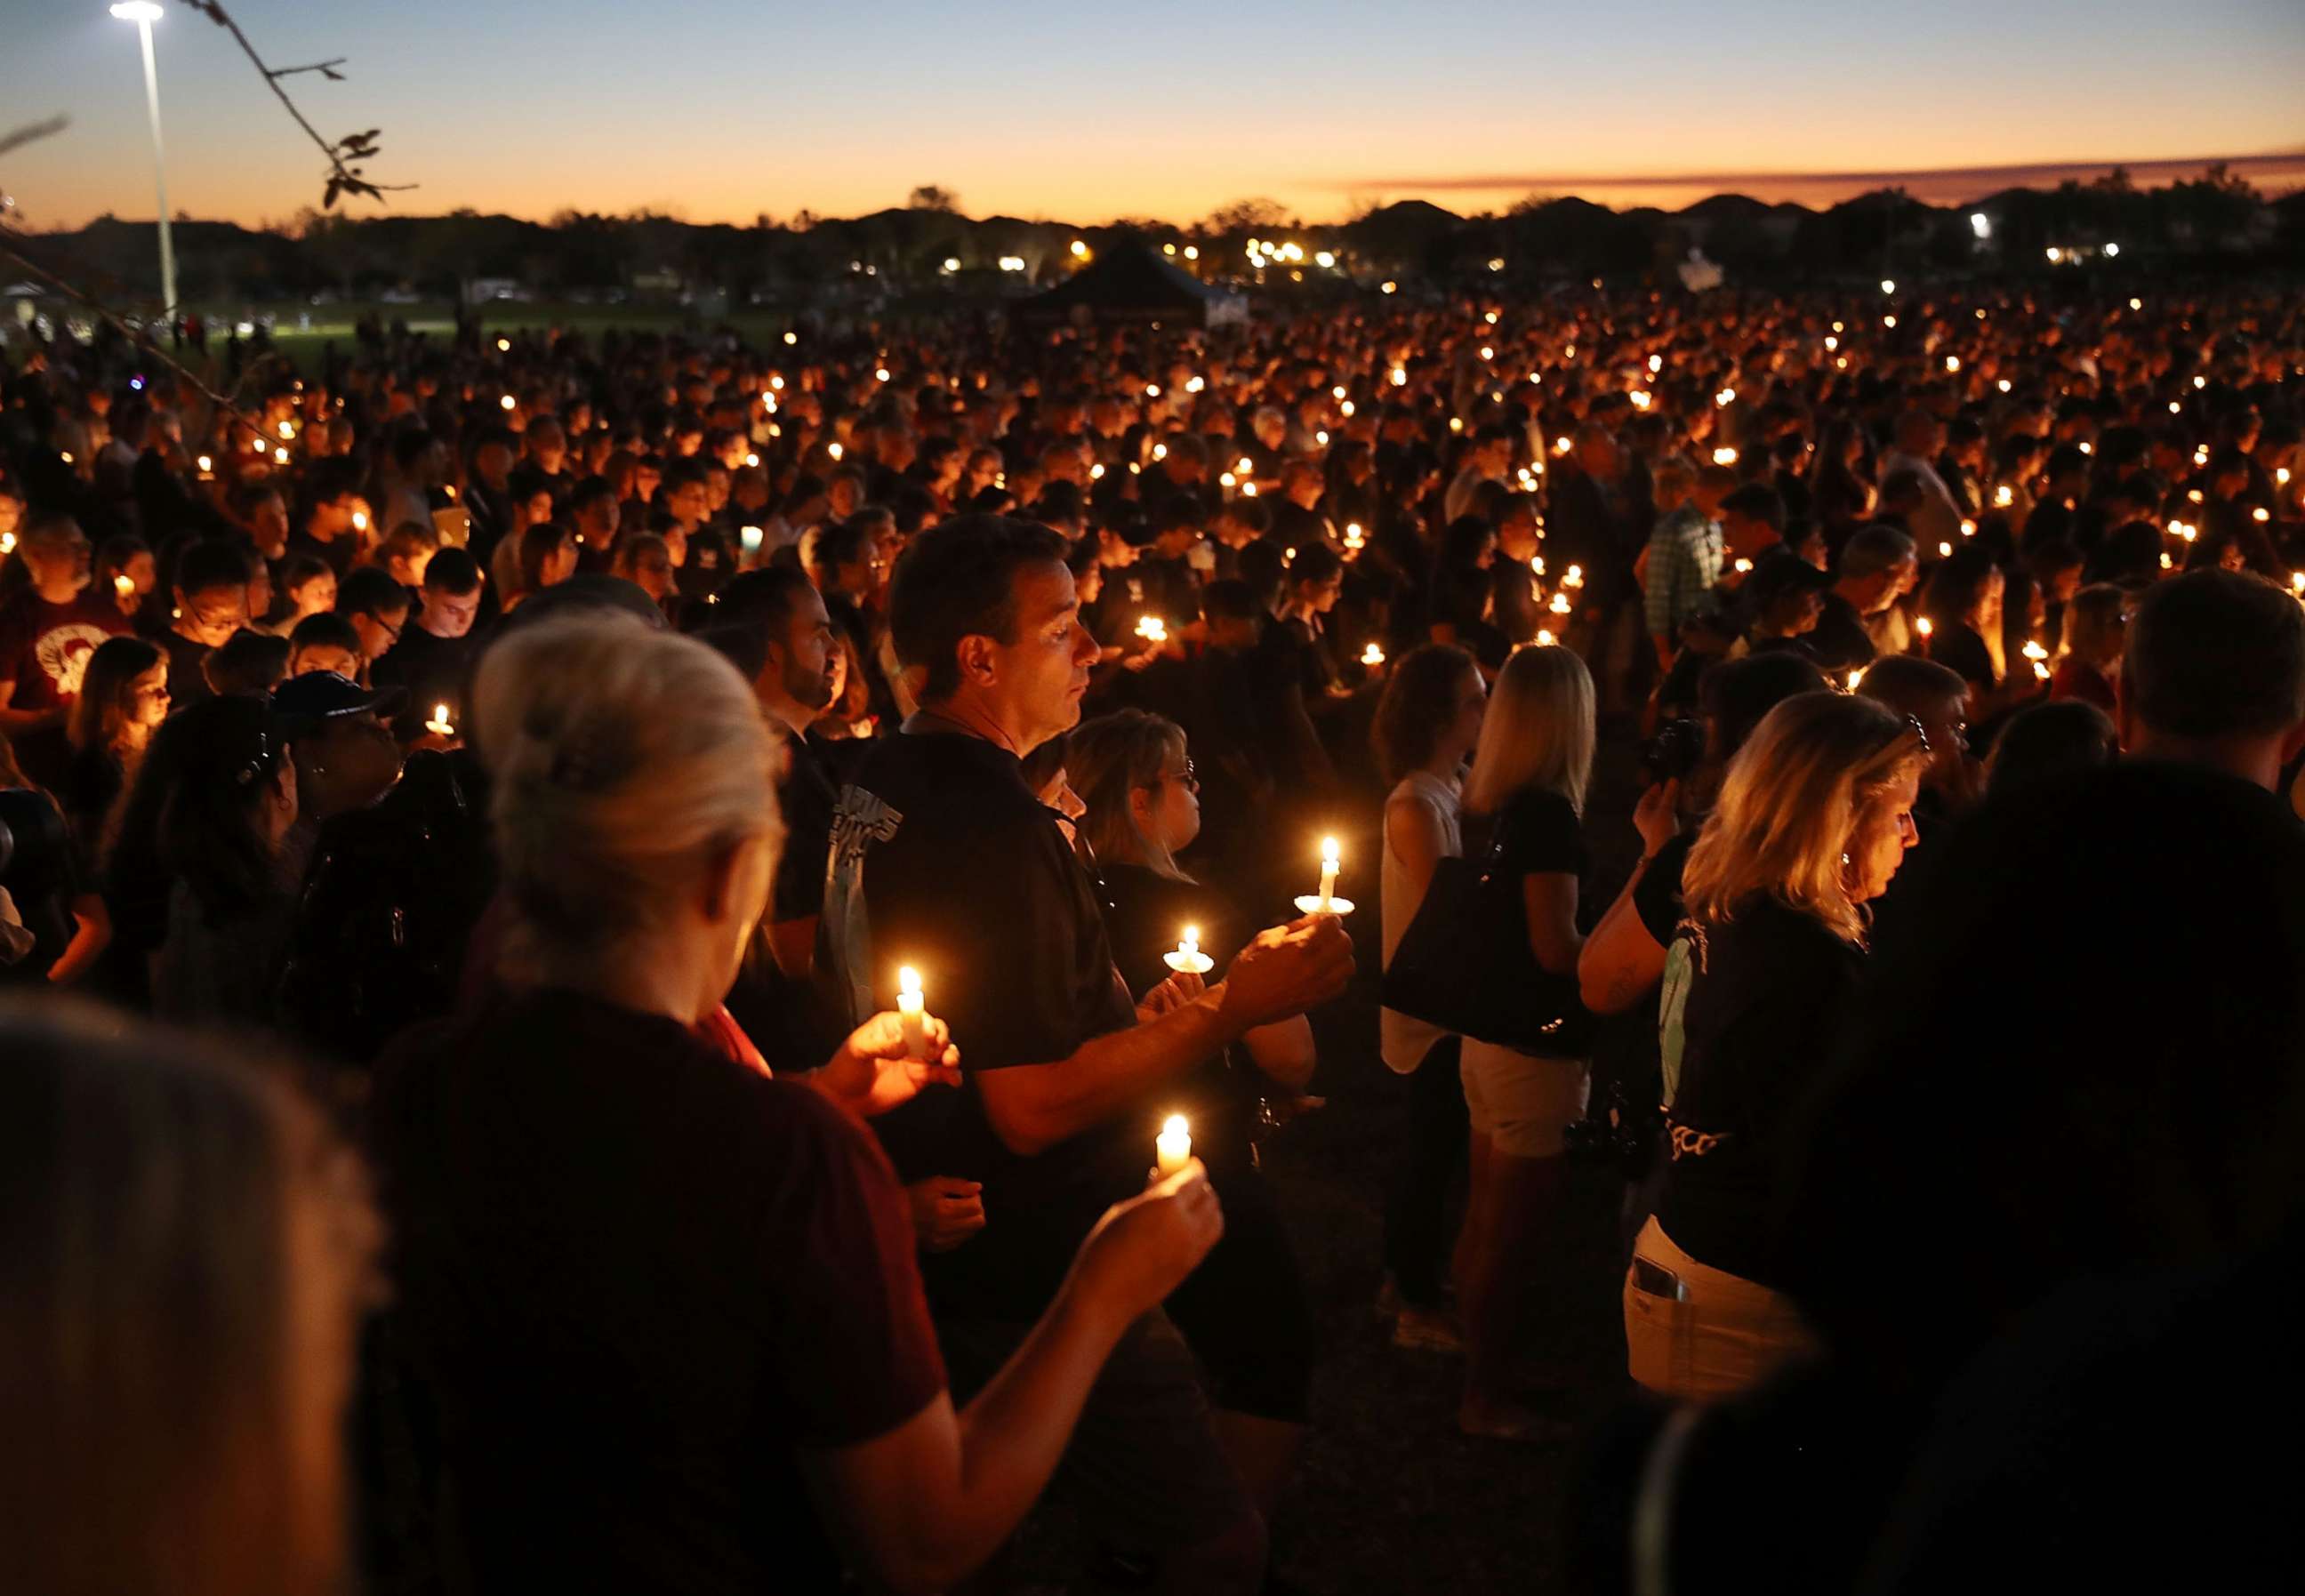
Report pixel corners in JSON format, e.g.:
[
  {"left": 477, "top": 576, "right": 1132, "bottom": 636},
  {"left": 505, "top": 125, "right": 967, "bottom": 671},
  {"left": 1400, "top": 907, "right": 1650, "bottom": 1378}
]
[{"left": 111, "top": 1, "right": 177, "bottom": 325}]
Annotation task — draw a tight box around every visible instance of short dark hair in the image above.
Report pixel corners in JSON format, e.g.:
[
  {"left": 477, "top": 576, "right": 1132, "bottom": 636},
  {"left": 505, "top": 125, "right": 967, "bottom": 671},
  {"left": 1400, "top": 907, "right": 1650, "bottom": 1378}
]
[
  {"left": 711, "top": 566, "right": 817, "bottom": 648},
  {"left": 888, "top": 513, "right": 1069, "bottom": 702},
  {"left": 1988, "top": 700, "right": 2116, "bottom": 798},
  {"left": 337, "top": 565, "right": 409, "bottom": 621},
  {"left": 1720, "top": 484, "right": 1785, "bottom": 530},
  {"left": 288, "top": 610, "right": 361, "bottom": 655},
  {"left": 1289, "top": 542, "right": 1344, "bottom": 588},
  {"left": 422, "top": 547, "right": 484, "bottom": 597},
  {"left": 2125, "top": 570, "right": 2305, "bottom": 741},
  {"left": 569, "top": 475, "right": 617, "bottom": 516},
  {"left": 174, "top": 541, "right": 253, "bottom": 599}
]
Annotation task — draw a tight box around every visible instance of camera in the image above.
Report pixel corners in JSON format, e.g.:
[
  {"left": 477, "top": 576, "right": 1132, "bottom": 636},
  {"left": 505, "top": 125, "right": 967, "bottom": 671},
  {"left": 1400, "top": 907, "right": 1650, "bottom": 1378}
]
[
  {"left": 1640, "top": 717, "right": 1705, "bottom": 787},
  {"left": 1563, "top": 1077, "right": 1663, "bottom": 1179}
]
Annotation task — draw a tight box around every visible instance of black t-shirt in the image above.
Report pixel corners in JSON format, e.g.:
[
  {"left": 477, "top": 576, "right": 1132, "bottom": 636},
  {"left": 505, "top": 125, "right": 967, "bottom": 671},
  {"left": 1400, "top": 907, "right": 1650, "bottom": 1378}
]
[
  {"left": 1657, "top": 896, "right": 1864, "bottom": 1284},
  {"left": 823, "top": 725, "right": 1140, "bottom": 1319},
  {"left": 285, "top": 525, "right": 355, "bottom": 579},
  {"left": 371, "top": 986, "right": 945, "bottom": 1596},
  {"left": 372, "top": 621, "right": 479, "bottom": 739},
  {"left": 775, "top": 734, "right": 837, "bottom": 926},
  {"left": 1482, "top": 785, "right": 1592, "bottom": 882},
  {"left": 1095, "top": 861, "right": 1265, "bottom": 1167},
  {"left": 158, "top": 628, "right": 214, "bottom": 710}
]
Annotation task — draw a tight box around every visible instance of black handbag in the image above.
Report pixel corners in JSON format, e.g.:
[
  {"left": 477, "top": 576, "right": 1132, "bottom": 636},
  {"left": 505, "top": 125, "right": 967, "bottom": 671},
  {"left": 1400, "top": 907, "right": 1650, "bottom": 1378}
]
[{"left": 1381, "top": 814, "right": 1594, "bottom": 1057}]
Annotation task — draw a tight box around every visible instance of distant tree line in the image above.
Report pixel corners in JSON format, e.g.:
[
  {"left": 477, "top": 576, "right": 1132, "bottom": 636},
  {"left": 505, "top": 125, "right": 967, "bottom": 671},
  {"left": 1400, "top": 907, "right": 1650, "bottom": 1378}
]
[{"left": 20, "top": 164, "right": 2301, "bottom": 308}]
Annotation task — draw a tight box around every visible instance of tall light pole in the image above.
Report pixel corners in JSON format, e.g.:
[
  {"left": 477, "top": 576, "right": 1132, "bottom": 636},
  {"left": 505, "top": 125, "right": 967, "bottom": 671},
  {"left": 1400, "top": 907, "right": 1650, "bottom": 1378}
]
[{"left": 110, "top": 1, "right": 177, "bottom": 325}]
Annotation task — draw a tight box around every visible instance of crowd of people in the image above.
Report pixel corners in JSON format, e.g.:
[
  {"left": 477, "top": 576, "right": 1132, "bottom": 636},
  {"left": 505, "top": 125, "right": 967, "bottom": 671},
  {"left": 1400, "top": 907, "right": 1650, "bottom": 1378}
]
[{"left": 4, "top": 274, "right": 2303, "bottom": 1593}]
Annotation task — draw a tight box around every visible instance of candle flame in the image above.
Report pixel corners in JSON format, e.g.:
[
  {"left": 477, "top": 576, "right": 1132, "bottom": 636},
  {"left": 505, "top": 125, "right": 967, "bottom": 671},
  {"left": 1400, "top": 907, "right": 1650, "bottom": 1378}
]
[
  {"left": 1321, "top": 837, "right": 1339, "bottom": 866},
  {"left": 898, "top": 966, "right": 921, "bottom": 999},
  {"left": 1163, "top": 1114, "right": 1188, "bottom": 1138}
]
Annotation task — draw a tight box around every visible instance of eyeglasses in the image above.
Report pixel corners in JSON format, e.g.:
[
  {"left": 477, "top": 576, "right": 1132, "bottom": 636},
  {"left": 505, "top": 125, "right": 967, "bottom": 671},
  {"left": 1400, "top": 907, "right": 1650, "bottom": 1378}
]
[{"left": 1163, "top": 758, "right": 1201, "bottom": 793}]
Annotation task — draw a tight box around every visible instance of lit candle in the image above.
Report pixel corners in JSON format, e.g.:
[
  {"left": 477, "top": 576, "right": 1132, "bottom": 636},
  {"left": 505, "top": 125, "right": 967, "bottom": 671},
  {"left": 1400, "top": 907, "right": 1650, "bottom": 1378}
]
[
  {"left": 1713, "top": 446, "right": 1738, "bottom": 466},
  {"left": 1155, "top": 1114, "right": 1193, "bottom": 1178},
  {"left": 1295, "top": 837, "right": 1353, "bottom": 916},
  {"left": 197, "top": 453, "right": 213, "bottom": 475},
  {"left": 1361, "top": 641, "right": 1385, "bottom": 667},
  {"left": 2292, "top": 572, "right": 2304, "bottom": 597},
  {"left": 1135, "top": 616, "right": 1169, "bottom": 645},
  {"left": 114, "top": 573, "right": 135, "bottom": 600},
  {"left": 424, "top": 702, "right": 456, "bottom": 739},
  {"left": 1916, "top": 616, "right": 1934, "bottom": 639},
  {"left": 1165, "top": 926, "right": 1215, "bottom": 975},
  {"left": 499, "top": 394, "right": 517, "bottom": 412},
  {"left": 896, "top": 966, "right": 928, "bottom": 1061},
  {"left": 1344, "top": 523, "right": 1365, "bottom": 552}
]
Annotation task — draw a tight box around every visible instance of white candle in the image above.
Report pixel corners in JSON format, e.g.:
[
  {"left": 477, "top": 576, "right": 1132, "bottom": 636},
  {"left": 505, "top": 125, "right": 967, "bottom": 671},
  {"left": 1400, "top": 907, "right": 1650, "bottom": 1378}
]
[
  {"left": 1317, "top": 837, "right": 1339, "bottom": 910},
  {"left": 896, "top": 966, "right": 928, "bottom": 1061},
  {"left": 1155, "top": 1114, "right": 1193, "bottom": 1178},
  {"left": 424, "top": 703, "right": 456, "bottom": 738},
  {"left": 1361, "top": 642, "right": 1385, "bottom": 668},
  {"left": 1164, "top": 925, "right": 1214, "bottom": 975}
]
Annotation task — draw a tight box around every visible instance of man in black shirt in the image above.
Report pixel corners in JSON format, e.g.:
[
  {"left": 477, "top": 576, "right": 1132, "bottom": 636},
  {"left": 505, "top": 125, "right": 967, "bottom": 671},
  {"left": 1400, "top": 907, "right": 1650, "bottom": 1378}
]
[
  {"left": 160, "top": 540, "right": 254, "bottom": 709},
  {"left": 822, "top": 514, "right": 1351, "bottom": 1590},
  {"left": 372, "top": 547, "right": 484, "bottom": 742}
]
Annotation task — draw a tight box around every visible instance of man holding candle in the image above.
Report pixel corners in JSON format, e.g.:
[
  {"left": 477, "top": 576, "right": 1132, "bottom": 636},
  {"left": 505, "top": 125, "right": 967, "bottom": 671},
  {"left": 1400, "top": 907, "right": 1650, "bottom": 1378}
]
[{"left": 823, "top": 515, "right": 1353, "bottom": 1592}]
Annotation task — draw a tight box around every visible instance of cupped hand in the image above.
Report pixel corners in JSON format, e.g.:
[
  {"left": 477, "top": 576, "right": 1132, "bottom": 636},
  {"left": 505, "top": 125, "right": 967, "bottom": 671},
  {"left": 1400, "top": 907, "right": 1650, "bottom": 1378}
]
[
  {"left": 813, "top": 1011, "right": 962, "bottom": 1118},
  {"left": 1067, "top": 1160, "right": 1224, "bottom": 1323}
]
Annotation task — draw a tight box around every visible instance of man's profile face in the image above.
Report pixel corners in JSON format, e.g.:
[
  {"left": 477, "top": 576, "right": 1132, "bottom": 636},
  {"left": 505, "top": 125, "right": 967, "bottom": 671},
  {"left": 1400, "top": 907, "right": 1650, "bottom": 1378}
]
[
  {"left": 990, "top": 560, "right": 1096, "bottom": 750},
  {"left": 779, "top": 586, "right": 840, "bottom": 711}
]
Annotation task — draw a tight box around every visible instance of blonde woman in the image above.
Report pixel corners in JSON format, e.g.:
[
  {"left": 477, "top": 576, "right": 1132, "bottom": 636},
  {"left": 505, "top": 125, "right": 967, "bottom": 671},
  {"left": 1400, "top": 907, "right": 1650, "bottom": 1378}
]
[
  {"left": 1454, "top": 642, "right": 1596, "bottom": 1440},
  {"left": 1631, "top": 692, "right": 1926, "bottom": 1402},
  {"left": 373, "top": 614, "right": 1224, "bottom": 1595}
]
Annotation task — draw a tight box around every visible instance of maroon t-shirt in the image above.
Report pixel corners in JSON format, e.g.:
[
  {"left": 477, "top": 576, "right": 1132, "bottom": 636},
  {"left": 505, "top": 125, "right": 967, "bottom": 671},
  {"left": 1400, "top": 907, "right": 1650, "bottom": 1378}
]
[
  {"left": 373, "top": 986, "right": 945, "bottom": 1593},
  {"left": 0, "top": 587, "right": 130, "bottom": 713}
]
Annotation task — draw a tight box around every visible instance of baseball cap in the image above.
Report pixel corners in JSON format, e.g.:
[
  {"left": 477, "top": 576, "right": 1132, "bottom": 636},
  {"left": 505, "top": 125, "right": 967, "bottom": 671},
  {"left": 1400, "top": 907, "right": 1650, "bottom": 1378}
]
[{"left": 270, "top": 670, "right": 403, "bottom": 735}]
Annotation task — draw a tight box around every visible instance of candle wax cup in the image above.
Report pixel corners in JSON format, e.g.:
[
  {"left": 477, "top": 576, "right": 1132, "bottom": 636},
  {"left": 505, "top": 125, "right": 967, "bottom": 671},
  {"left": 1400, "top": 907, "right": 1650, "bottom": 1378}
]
[
  {"left": 1163, "top": 948, "right": 1215, "bottom": 974},
  {"left": 1294, "top": 894, "right": 1356, "bottom": 918}
]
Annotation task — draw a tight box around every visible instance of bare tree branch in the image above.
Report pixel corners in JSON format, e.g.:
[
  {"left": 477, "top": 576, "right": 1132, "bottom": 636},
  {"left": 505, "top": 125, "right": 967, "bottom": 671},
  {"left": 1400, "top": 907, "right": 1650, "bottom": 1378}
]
[
  {"left": 176, "top": 1, "right": 414, "bottom": 206},
  {"left": 0, "top": 116, "right": 69, "bottom": 163},
  {"left": 267, "top": 58, "right": 348, "bottom": 83}
]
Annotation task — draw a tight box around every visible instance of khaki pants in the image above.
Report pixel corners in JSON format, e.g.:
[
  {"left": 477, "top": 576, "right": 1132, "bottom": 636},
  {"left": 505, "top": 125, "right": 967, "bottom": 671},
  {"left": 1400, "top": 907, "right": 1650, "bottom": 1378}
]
[{"left": 1622, "top": 1216, "right": 1815, "bottom": 1402}]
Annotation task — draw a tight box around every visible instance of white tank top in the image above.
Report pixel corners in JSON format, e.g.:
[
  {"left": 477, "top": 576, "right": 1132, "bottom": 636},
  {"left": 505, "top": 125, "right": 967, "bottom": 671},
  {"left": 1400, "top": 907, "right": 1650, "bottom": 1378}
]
[{"left": 1380, "top": 768, "right": 1464, "bottom": 1072}]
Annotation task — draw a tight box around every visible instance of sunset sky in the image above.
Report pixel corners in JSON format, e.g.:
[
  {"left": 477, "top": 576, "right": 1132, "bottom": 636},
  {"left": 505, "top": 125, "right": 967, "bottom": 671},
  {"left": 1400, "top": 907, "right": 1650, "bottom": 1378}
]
[{"left": 6, "top": 0, "right": 2302, "bottom": 231}]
